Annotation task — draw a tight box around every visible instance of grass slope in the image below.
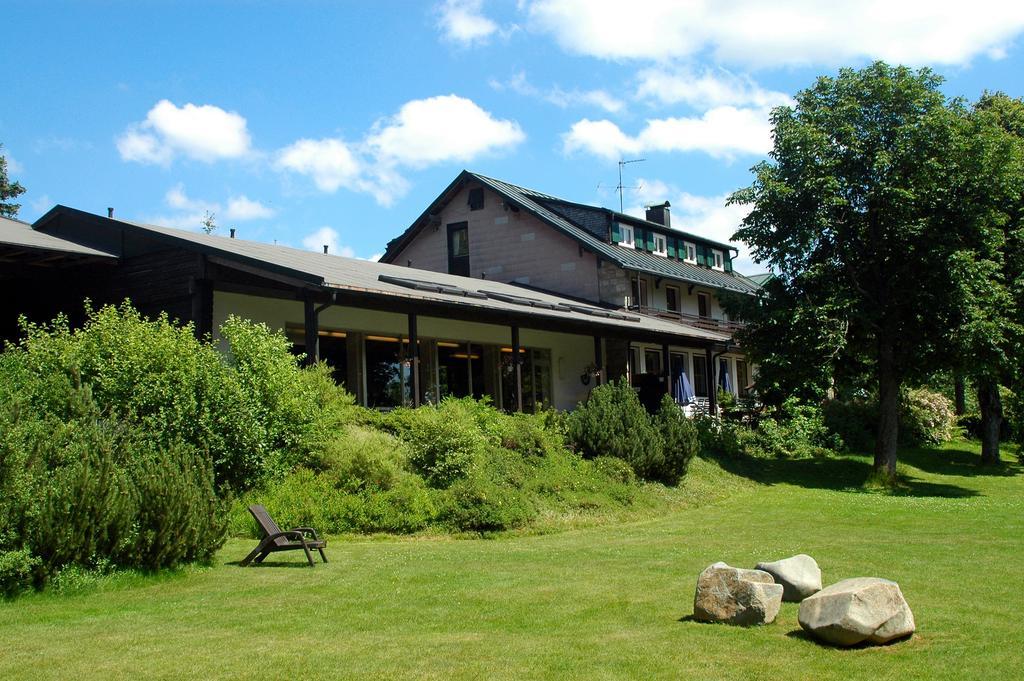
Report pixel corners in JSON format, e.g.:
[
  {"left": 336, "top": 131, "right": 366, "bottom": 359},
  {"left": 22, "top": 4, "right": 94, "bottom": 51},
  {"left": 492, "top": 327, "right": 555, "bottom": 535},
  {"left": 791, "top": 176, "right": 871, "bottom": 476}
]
[{"left": 1, "top": 442, "right": 1021, "bottom": 680}]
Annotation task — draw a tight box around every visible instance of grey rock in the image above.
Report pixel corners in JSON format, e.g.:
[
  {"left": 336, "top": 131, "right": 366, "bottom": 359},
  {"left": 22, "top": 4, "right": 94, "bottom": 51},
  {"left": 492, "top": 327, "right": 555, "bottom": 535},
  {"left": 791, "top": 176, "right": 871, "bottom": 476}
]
[
  {"left": 693, "top": 562, "right": 783, "bottom": 626},
  {"left": 798, "top": 577, "right": 915, "bottom": 646},
  {"left": 755, "top": 554, "right": 822, "bottom": 602}
]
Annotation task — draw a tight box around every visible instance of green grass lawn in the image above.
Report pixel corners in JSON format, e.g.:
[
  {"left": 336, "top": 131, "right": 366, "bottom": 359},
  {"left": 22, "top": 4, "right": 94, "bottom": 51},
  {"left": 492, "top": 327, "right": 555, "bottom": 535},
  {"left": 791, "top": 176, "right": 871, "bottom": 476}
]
[{"left": 2, "top": 441, "right": 1021, "bottom": 680}]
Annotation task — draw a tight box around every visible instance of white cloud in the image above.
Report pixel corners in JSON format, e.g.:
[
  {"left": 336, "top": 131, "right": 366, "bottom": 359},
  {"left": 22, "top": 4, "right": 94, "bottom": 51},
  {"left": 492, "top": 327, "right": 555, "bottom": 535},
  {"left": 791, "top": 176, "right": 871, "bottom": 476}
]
[
  {"left": 563, "top": 106, "right": 772, "bottom": 160},
  {"left": 149, "top": 184, "right": 273, "bottom": 231},
  {"left": 301, "top": 226, "right": 355, "bottom": 258},
  {"left": 225, "top": 195, "right": 274, "bottom": 221},
  {"left": 277, "top": 138, "right": 362, "bottom": 193},
  {"left": 367, "top": 94, "right": 525, "bottom": 168},
  {"left": 635, "top": 66, "right": 793, "bottom": 109},
  {"left": 628, "top": 179, "right": 758, "bottom": 273},
  {"left": 275, "top": 95, "right": 523, "bottom": 205},
  {"left": 526, "top": 0, "right": 1024, "bottom": 67},
  {"left": 437, "top": 0, "right": 499, "bottom": 45},
  {"left": 117, "top": 100, "right": 252, "bottom": 165},
  {"left": 492, "top": 71, "right": 625, "bottom": 113}
]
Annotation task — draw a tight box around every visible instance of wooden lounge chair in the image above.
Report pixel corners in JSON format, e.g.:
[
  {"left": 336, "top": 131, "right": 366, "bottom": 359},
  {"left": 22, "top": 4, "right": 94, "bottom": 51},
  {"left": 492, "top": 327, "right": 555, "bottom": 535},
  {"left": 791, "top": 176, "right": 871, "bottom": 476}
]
[{"left": 240, "top": 504, "right": 328, "bottom": 567}]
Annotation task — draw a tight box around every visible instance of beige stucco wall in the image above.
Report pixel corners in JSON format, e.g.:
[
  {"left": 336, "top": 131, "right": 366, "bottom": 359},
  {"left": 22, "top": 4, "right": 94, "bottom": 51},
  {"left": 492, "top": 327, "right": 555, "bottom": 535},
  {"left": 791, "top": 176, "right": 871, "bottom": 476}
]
[
  {"left": 391, "top": 183, "right": 602, "bottom": 301},
  {"left": 212, "top": 291, "right": 597, "bottom": 411}
]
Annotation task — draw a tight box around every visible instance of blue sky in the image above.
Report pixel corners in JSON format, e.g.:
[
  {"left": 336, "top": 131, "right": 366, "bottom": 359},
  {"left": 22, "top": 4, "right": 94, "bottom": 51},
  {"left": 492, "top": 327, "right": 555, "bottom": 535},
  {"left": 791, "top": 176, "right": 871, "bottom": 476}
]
[{"left": 4, "top": 1, "right": 1024, "bottom": 273}]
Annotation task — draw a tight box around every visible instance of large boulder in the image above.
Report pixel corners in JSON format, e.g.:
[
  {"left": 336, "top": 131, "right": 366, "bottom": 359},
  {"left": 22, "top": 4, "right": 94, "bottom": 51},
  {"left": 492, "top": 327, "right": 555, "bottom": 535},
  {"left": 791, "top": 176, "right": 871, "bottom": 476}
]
[
  {"left": 693, "top": 562, "right": 783, "bottom": 626},
  {"left": 798, "top": 577, "right": 915, "bottom": 646},
  {"left": 755, "top": 554, "right": 822, "bottom": 602}
]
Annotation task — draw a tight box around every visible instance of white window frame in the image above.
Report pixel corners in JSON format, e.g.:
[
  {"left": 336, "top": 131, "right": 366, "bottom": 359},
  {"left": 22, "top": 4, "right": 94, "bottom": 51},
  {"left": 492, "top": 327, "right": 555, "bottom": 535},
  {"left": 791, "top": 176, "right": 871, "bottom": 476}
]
[
  {"left": 684, "top": 241, "right": 697, "bottom": 263},
  {"left": 653, "top": 233, "right": 668, "bottom": 257},
  {"left": 619, "top": 224, "right": 635, "bottom": 249},
  {"left": 711, "top": 249, "right": 725, "bottom": 271}
]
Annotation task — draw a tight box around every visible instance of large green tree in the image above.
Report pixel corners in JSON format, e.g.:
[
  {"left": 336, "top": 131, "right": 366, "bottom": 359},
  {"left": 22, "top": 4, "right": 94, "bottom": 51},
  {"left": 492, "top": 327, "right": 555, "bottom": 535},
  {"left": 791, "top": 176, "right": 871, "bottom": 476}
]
[
  {"left": 729, "top": 62, "right": 999, "bottom": 482},
  {"left": 950, "top": 93, "right": 1024, "bottom": 465},
  {"left": 0, "top": 144, "right": 26, "bottom": 218}
]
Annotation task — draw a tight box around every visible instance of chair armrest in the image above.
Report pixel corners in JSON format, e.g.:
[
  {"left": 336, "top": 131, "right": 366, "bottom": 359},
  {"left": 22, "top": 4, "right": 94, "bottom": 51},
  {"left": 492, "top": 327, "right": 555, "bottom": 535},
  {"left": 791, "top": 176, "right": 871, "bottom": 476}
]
[
  {"left": 290, "top": 527, "right": 321, "bottom": 540},
  {"left": 264, "top": 530, "right": 306, "bottom": 543}
]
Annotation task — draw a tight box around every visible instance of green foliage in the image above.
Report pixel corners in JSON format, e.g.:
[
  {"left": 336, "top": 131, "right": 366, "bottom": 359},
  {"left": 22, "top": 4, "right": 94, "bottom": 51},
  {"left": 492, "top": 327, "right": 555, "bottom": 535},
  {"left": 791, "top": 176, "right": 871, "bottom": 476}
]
[
  {"left": 566, "top": 379, "right": 664, "bottom": 478},
  {"left": 727, "top": 62, "right": 1014, "bottom": 476},
  {"left": 130, "top": 443, "right": 227, "bottom": 571},
  {"left": 653, "top": 394, "right": 699, "bottom": 484},
  {"left": 385, "top": 399, "right": 487, "bottom": 487},
  {"left": 824, "top": 388, "right": 955, "bottom": 452},
  {"left": 441, "top": 464, "right": 537, "bottom": 533},
  {"left": 0, "top": 549, "right": 39, "bottom": 598},
  {"left": 0, "top": 143, "right": 25, "bottom": 218},
  {"left": 309, "top": 425, "right": 409, "bottom": 492}
]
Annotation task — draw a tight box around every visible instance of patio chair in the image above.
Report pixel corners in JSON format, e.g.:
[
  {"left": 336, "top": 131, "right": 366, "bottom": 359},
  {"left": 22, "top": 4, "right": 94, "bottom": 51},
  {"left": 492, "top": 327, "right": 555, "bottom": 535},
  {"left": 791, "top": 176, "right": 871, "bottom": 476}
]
[{"left": 240, "top": 504, "right": 328, "bottom": 567}]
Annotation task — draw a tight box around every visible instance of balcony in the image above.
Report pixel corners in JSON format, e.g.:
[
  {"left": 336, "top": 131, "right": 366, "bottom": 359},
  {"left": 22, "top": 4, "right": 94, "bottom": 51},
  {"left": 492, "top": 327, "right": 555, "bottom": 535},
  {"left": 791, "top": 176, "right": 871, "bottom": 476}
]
[{"left": 631, "top": 305, "right": 745, "bottom": 335}]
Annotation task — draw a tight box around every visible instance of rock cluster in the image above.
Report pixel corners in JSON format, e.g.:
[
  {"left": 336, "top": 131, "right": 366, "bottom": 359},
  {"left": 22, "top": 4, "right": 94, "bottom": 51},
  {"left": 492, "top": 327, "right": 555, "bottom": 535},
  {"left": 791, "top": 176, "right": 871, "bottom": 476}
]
[
  {"left": 755, "top": 554, "right": 822, "bottom": 602},
  {"left": 798, "top": 577, "right": 916, "bottom": 646},
  {"left": 692, "top": 562, "right": 783, "bottom": 626},
  {"left": 691, "top": 555, "right": 915, "bottom": 647}
]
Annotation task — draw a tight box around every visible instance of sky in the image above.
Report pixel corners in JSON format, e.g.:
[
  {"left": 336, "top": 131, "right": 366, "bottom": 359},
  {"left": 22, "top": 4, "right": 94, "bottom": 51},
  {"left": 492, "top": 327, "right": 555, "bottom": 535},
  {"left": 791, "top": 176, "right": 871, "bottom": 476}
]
[{"left": 4, "top": 1, "right": 1024, "bottom": 274}]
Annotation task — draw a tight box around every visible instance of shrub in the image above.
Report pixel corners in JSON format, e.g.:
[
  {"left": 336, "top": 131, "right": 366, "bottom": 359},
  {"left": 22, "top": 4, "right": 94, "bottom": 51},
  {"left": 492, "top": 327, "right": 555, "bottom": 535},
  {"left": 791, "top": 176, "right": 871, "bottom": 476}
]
[
  {"left": 822, "top": 398, "right": 877, "bottom": 452},
  {"left": 901, "top": 388, "right": 955, "bottom": 446},
  {"left": 129, "top": 442, "right": 227, "bottom": 570},
  {"left": 0, "top": 549, "right": 39, "bottom": 598},
  {"left": 385, "top": 399, "right": 486, "bottom": 487},
  {"left": 653, "top": 394, "right": 699, "bottom": 484},
  {"left": 310, "top": 425, "right": 409, "bottom": 492},
  {"left": 441, "top": 473, "right": 536, "bottom": 533},
  {"left": 566, "top": 379, "right": 664, "bottom": 479},
  {"left": 692, "top": 413, "right": 755, "bottom": 458}
]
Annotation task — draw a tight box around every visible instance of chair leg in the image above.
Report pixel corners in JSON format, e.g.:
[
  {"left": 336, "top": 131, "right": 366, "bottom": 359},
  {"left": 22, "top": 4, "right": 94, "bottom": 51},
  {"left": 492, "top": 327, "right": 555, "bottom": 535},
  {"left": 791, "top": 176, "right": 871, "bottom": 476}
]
[
  {"left": 241, "top": 541, "right": 268, "bottom": 567},
  {"left": 301, "top": 541, "right": 315, "bottom": 567},
  {"left": 254, "top": 550, "right": 271, "bottom": 564},
  {"left": 318, "top": 547, "right": 328, "bottom": 563}
]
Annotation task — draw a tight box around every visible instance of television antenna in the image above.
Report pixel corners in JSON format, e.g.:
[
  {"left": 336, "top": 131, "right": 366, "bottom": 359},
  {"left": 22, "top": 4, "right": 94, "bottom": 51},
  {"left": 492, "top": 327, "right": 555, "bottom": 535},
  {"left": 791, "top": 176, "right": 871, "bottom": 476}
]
[{"left": 616, "top": 158, "right": 645, "bottom": 212}]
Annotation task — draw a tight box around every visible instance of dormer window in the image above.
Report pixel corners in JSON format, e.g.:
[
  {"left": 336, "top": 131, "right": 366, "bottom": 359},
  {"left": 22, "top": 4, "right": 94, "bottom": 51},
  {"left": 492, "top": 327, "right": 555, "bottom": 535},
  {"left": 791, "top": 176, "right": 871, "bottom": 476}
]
[
  {"left": 711, "top": 249, "right": 725, "bottom": 271},
  {"left": 683, "top": 242, "right": 697, "bottom": 263},
  {"left": 653, "top": 233, "right": 668, "bottom": 257},
  {"left": 619, "top": 224, "right": 635, "bottom": 248}
]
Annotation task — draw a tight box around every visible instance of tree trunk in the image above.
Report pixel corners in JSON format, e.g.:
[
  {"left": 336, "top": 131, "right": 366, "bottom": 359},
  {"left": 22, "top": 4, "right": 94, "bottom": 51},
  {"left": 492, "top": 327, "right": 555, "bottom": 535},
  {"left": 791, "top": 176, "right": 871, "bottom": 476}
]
[
  {"left": 953, "top": 374, "right": 966, "bottom": 416},
  {"left": 976, "top": 379, "right": 1003, "bottom": 466},
  {"left": 874, "top": 342, "right": 900, "bottom": 482}
]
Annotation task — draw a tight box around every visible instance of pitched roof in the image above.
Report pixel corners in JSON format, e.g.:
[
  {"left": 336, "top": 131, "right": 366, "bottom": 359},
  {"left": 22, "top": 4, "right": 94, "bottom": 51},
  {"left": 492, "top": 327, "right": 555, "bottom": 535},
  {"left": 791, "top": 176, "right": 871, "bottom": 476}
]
[
  {"left": 32, "top": 207, "right": 731, "bottom": 345},
  {"left": 382, "top": 170, "right": 760, "bottom": 295},
  {"left": 0, "top": 215, "right": 117, "bottom": 258}
]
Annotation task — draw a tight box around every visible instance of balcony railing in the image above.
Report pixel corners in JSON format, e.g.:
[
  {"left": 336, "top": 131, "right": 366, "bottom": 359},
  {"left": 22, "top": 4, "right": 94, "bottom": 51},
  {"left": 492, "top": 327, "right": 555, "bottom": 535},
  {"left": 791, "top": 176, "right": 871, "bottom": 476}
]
[{"left": 631, "top": 305, "right": 745, "bottom": 335}]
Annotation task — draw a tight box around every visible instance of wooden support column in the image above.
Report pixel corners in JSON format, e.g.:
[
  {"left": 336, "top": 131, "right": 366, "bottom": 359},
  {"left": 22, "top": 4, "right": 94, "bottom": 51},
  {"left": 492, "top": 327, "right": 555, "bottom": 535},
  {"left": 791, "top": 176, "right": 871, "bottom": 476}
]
[
  {"left": 706, "top": 346, "right": 717, "bottom": 415},
  {"left": 408, "top": 313, "right": 420, "bottom": 408},
  {"left": 190, "top": 278, "right": 213, "bottom": 341},
  {"left": 512, "top": 325, "right": 523, "bottom": 412},
  {"left": 662, "top": 343, "right": 671, "bottom": 395},
  {"left": 303, "top": 297, "right": 319, "bottom": 366},
  {"left": 593, "top": 336, "right": 603, "bottom": 386}
]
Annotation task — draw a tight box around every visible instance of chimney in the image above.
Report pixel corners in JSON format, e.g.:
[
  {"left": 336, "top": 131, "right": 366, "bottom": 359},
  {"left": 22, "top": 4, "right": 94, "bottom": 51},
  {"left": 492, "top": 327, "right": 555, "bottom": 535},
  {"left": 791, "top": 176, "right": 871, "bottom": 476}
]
[
  {"left": 107, "top": 207, "right": 114, "bottom": 218},
  {"left": 229, "top": 228, "right": 236, "bottom": 239},
  {"left": 645, "top": 201, "right": 670, "bottom": 228},
  {"left": 323, "top": 245, "right": 329, "bottom": 254}
]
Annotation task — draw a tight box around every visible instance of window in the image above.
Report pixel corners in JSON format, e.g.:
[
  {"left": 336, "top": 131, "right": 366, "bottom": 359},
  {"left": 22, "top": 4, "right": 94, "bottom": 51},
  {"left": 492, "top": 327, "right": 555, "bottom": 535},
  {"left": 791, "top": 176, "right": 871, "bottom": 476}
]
[
  {"left": 697, "top": 292, "right": 710, "bottom": 318},
  {"left": 631, "top": 277, "right": 649, "bottom": 308},
  {"left": 683, "top": 242, "right": 697, "bottom": 263},
  {"left": 736, "top": 360, "right": 750, "bottom": 398},
  {"left": 468, "top": 187, "right": 484, "bottom": 211},
  {"left": 447, "top": 222, "right": 470, "bottom": 276},
  {"left": 719, "top": 357, "right": 732, "bottom": 394},
  {"left": 619, "top": 224, "right": 635, "bottom": 248},
  {"left": 500, "top": 347, "right": 552, "bottom": 413},
  {"left": 665, "top": 285, "right": 680, "bottom": 313},
  {"left": 365, "top": 337, "right": 413, "bottom": 408},
  {"left": 711, "top": 249, "right": 725, "bottom": 271},
  {"left": 644, "top": 349, "right": 662, "bottom": 376},
  {"left": 692, "top": 355, "right": 708, "bottom": 398},
  {"left": 653, "top": 233, "right": 668, "bottom": 257}
]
